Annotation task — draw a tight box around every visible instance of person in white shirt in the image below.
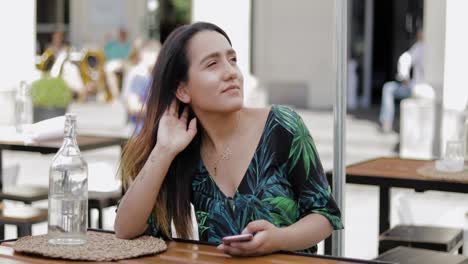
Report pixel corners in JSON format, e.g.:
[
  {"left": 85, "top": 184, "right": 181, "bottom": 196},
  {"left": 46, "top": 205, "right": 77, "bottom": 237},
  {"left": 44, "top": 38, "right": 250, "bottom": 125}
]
[{"left": 379, "top": 30, "right": 424, "bottom": 132}]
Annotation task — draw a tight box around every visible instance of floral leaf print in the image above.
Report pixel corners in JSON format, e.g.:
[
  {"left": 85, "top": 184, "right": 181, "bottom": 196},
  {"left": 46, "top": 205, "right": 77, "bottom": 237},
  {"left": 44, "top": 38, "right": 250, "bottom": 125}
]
[
  {"left": 288, "top": 115, "right": 318, "bottom": 176},
  {"left": 236, "top": 194, "right": 273, "bottom": 229},
  {"left": 207, "top": 203, "right": 240, "bottom": 243},
  {"left": 272, "top": 105, "right": 298, "bottom": 134},
  {"left": 262, "top": 196, "right": 298, "bottom": 226},
  {"left": 272, "top": 105, "right": 319, "bottom": 177},
  {"left": 195, "top": 211, "right": 210, "bottom": 238}
]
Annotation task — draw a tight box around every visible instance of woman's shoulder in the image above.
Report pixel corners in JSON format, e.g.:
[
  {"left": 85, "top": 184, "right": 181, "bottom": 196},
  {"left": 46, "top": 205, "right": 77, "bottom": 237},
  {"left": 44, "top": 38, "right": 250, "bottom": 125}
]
[
  {"left": 246, "top": 105, "right": 303, "bottom": 135},
  {"left": 244, "top": 105, "right": 299, "bottom": 119},
  {"left": 243, "top": 105, "right": 302, "bottom": 135},
  {"left": 269, "top": 105, "right": 303, "bottom": 135}
]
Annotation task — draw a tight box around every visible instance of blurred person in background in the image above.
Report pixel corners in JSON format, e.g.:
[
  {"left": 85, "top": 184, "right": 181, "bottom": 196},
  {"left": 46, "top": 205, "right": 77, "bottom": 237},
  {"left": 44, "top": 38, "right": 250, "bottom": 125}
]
[
  {"left": 47, "top": 31, "right": 68, "bottom": 57},
  {"left": 379, "top": 29, "right": 424, "bottom": 132},
  {"left": 121, "top": 40, "right": 161, "bottom": 132},
  {"left": 104, "top": 28, "right": 132, "bottom": 61},
  {"left": 115, "top": 22, "right": 342, "bottom": 256},
  {"left": 104, "top": 27, "right": 133, "bottom": 99}
]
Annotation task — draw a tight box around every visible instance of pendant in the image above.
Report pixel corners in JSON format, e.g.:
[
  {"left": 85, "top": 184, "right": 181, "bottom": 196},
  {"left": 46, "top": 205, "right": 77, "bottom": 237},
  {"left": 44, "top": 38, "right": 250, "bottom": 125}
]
[{"left": 221, "top": 147, "right": 232, "bottom": 160}]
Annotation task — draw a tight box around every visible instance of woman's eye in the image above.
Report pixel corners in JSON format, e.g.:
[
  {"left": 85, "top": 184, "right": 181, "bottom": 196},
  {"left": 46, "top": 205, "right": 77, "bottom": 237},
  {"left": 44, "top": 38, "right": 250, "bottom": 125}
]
[
  {"left": 230, "top": 57, "right": 237, "bottom": 63},
  {"left": 207, "top": 61, "right": 216, "bottom": 67}
]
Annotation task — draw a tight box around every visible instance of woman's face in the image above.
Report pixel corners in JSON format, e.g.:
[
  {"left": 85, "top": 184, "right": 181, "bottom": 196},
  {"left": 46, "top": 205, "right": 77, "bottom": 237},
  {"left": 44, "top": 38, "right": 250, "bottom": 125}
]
[{"left": 178, "top": 30, "right": 244, "bottom": 113}]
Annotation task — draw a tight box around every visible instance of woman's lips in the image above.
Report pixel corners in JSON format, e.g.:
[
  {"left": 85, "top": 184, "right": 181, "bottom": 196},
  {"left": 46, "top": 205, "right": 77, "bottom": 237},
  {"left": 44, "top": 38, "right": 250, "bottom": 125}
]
[{"left": 221, "top": 85, "right": 240, "bottom": 93}]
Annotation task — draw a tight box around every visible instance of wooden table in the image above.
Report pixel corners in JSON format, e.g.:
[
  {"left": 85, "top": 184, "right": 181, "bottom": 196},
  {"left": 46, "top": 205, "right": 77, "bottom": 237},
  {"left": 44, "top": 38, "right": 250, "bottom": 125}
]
[
  {"left": 0, "top": 135, "right": 127, "bottom": 190},
  {"left": 326, "top": 157, "right": 468, "bottom": 235},
  {"left": 0, "top": 239, "right": 392, "bottom": 264}
]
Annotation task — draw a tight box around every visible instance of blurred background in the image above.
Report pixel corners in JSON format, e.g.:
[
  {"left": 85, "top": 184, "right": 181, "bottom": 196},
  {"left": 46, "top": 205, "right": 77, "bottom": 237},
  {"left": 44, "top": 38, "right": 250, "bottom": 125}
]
[{"left": 0, "top": 0, "right": 467, "bottom": 260}]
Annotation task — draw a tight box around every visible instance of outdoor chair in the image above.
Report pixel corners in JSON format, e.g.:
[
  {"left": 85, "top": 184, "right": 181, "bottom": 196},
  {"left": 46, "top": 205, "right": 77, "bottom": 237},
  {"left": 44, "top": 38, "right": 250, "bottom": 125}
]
[
  {"left": 376, "top": 246, "right": 467, "bottom": 264},
  {"left": 378, "top": 225, "right": 463, "bottom": 254}
]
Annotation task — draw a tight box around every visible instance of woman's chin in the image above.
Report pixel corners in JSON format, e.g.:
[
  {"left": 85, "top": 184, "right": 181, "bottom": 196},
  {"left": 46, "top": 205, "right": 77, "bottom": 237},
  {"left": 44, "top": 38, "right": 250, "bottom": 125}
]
[{"left": 221, "top": 97, "right": 244, "bottom": 111}]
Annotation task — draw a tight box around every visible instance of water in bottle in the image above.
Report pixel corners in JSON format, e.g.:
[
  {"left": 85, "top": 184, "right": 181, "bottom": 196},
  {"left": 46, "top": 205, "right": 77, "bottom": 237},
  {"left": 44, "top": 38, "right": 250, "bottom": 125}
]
[{"left": 48, "top": 113, "right": 88, "bottom": 245}]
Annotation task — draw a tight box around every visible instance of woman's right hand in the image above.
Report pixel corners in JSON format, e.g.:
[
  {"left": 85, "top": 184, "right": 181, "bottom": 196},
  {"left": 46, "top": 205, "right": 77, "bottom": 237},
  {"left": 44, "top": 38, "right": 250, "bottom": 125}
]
[{"left": 155, "top": 99, "right": 197, "bottom": 156}]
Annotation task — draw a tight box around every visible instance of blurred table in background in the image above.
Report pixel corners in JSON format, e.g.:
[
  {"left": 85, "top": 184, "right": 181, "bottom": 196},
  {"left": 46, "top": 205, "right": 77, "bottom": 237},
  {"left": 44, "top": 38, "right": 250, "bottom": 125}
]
[
  {"left": 326, "top": 157, "right": 468, "bottom": 250},
  {"left": 0, "top": 135, "right": 127, "bottom": 190}
]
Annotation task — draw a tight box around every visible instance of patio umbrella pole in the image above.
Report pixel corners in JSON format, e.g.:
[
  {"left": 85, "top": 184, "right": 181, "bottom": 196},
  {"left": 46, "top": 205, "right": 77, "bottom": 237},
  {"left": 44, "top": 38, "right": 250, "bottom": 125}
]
[{"left": 332, "top": 0, "right": 347, "bottom": 257}]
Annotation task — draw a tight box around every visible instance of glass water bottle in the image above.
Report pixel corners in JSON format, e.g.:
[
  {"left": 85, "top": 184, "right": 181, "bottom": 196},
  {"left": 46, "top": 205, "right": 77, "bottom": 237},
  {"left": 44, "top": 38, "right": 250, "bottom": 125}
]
[
  {"left": 14, "top": 81, "right": 33, "bottom": 133},
  {"left": 48, "top": 113, "right": 88, "bottom": 245}
]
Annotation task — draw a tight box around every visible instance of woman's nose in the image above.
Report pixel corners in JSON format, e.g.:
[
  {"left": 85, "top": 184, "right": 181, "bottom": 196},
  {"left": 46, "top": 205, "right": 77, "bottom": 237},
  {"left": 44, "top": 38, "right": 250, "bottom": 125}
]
[{"left": 222, "top": 61, "right": 238, "bottom": 81}]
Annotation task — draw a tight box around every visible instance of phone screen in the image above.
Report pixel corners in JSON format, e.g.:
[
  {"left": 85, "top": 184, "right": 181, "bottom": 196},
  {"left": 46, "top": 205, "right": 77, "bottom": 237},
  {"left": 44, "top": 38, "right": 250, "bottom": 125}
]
[{"left": 222, "top": 234, "right": 253, "bottom": 245}]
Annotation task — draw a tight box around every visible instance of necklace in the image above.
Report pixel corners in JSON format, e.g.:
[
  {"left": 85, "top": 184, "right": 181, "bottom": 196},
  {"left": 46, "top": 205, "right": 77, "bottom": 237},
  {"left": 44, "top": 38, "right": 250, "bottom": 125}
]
[{"left": 210, "top": 112, "right": 240, "bottom": 177}]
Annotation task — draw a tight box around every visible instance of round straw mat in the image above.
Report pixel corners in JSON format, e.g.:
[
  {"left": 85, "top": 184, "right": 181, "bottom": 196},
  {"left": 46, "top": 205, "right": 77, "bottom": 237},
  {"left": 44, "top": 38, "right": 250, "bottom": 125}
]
[
  {"left": 417, "top": 164, "right": 468, "bottom": 181},
  {"left": 13, "top": 231, "right": 167, "bottom": 261}
]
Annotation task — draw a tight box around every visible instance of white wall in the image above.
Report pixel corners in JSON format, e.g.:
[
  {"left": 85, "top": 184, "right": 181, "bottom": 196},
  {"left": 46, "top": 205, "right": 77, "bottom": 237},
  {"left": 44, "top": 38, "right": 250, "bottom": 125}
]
[
  {"left": 424, "top": 0, "right": 468, "bottom": 154},
  {"left": 70, "top": 0, "right": 147, "bottom": 49},
  {"left": 443, "top": 1, "right": 468, "bottom": 113},
  {"left": 253, "top": 0, "right": 335, "bottom": 109},
  {"left": 424, "top": 0, "right": 446, "bottom": 100},
  {"left": 192, "top": 0, "right": 259, "bottom": 105},
  {"left": 191, "top": 0, "right": 251, "bottom": 82},
  {"left": 0, "top": 0, "right": 37, "bottom": 124}
]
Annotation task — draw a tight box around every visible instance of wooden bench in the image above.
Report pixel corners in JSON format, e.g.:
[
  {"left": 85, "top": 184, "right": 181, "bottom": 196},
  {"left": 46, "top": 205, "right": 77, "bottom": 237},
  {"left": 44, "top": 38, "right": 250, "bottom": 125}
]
[
  {"left": 0, "top": 185, "right": 48, "bottom": 204},
  {"left": 0, "top": 185, "right": 49, "bottom": 239},
  {"left": 379, "top": 225, "right": 463, "bottom": 254},
  {"left": 376, "top": 246, "right": 468, "bottom": 264},
  {"left": 0, "top": 203, "right": 48, "bottom": 238}
]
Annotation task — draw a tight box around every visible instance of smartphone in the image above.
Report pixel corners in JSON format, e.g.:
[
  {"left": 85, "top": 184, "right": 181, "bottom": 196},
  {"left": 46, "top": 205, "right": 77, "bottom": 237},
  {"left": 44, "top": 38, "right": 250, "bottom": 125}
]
[{"left": 222, "top": 234, "right": 253, "bottom": 245}]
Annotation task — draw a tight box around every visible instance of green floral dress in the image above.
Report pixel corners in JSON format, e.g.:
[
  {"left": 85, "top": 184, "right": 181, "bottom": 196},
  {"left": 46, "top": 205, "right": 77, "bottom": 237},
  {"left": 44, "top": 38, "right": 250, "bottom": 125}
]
[{"left": 147, "top": 105, "right": 343, "bottom": 253}]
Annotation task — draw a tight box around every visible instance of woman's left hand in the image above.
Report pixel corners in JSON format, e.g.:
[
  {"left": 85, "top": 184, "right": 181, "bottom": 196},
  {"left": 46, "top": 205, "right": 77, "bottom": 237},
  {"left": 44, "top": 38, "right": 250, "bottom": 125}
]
[{"left": 216, "top": 220, "right": 284, "bottom": 257}]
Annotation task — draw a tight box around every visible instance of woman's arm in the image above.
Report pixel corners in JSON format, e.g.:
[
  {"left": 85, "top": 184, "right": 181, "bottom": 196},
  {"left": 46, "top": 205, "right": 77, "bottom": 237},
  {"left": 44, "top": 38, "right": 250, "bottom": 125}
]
[
  {"left": 218, "top": 214, "right": 332, "bottom": 256},
  {"left": 114, "top": 145, "right": 176, "bottom": 239},
  {"left": 114, "top": 100, "right": 197, "bottom": 239},
  {"left": 278, "top": 213, "right": 333, "bottom": 251}
]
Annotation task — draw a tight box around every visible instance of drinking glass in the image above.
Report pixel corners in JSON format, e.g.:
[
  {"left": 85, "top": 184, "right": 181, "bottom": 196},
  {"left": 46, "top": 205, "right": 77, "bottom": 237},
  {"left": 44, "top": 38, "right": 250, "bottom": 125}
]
[{"left": 443, "top": 140, "right": 464, "bottom": 172}]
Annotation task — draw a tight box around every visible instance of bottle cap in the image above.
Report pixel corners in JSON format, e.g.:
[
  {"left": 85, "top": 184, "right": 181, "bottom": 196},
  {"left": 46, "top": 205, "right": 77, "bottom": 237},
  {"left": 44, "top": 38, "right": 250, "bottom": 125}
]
[{"left": 65, "top": 113, "right": 77, "bottom": 120}]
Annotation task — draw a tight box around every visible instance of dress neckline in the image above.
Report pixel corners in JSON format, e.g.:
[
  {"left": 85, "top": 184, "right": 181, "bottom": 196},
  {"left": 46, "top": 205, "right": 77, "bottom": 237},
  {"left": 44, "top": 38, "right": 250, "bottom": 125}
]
[{"left": 199, "top": 106, "right": 275, "bottom": 199}]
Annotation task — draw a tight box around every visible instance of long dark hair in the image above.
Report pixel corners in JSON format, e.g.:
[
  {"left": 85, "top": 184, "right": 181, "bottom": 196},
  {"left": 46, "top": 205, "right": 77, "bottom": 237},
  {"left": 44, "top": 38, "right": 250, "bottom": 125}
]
[{"left": 121, "top": 22, "right": 232, "bottom": 239}]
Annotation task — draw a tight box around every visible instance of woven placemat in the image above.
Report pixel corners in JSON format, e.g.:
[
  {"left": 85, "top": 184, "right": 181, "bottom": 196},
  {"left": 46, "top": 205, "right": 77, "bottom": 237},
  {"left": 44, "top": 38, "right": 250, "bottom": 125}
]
[
  {"left": 13, "top": 231, "right": 167, "bottom": 261},
  {"left": 417, "top": 164, "right": 468, "bottom": 181}
]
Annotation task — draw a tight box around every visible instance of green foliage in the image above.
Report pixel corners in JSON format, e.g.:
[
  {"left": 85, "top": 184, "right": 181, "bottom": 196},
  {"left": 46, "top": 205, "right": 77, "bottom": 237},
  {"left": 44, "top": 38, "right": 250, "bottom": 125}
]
[
  {"left": 172, "top": 0, "right": 191, "bottom": 23},
  {"left": 30, "top": 77, "right": 73, "bottom": 108}
]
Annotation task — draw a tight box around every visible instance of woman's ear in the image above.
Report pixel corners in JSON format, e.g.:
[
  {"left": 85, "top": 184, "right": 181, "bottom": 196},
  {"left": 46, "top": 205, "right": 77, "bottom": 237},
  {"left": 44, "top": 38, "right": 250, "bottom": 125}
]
[{"left": 176, "top": 82, "right": 191, "bottom": 104}]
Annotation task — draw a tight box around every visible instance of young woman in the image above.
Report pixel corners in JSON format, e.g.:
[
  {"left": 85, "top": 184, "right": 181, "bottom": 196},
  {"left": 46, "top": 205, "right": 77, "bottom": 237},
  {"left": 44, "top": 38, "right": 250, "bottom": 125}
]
[{"left": 114, "top": 22, "right": 343, "bottom": 256}]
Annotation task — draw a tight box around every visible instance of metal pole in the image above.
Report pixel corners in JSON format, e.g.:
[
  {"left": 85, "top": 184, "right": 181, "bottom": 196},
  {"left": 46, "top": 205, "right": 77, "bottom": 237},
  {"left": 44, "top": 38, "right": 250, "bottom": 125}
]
[
  {"left": 332, "top": 0, "right": 347, "bottom": 257},
  {"left": 362, "top": 0, "right": 374, "bottom": 108}
]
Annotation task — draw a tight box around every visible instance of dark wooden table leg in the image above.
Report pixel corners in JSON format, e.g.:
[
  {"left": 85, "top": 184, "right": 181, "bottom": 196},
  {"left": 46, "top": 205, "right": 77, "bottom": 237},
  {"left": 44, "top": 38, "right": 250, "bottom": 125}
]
[
  {"left": 88, "top": 208, "right": 93, "bottom": 229},
  {"left": 379, "top": 186, "right": 390, "bottom": 234},
  {"left": 324, "top": 236, "right": 332, "bottom": 255},
  {"left": 324, "top": 172, "right": 333, "bottom": 255},
  {"left": 18, "top": 223, "right": 32, "bottom": 237},
  {"left": 0, "top": 149, "right": 4, "bottom": 240},
  {"left": 0, "top": 149, "right": 3, "bottom": 191}
]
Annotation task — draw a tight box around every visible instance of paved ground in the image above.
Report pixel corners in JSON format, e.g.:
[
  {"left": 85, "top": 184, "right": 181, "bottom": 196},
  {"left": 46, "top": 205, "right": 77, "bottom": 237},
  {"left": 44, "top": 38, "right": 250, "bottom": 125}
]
[{"left": 2, "top": 105, "right": 466, "bottom": 259}]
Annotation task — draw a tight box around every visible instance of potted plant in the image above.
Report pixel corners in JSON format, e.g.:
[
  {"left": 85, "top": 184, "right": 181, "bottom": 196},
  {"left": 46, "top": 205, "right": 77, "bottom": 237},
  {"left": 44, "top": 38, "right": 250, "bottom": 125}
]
[{"left": 30, "top": 77, "right": 73, "bottom": 122}]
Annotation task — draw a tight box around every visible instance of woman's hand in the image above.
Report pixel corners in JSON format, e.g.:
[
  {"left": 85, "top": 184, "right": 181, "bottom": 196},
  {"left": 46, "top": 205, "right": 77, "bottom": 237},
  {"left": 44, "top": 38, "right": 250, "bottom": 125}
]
[
  {"left": 156, "top": 99, "right": 197, "bottom": 156},
  {"left": 216, "top": 220, "right": 284, "bottom": 257}
]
